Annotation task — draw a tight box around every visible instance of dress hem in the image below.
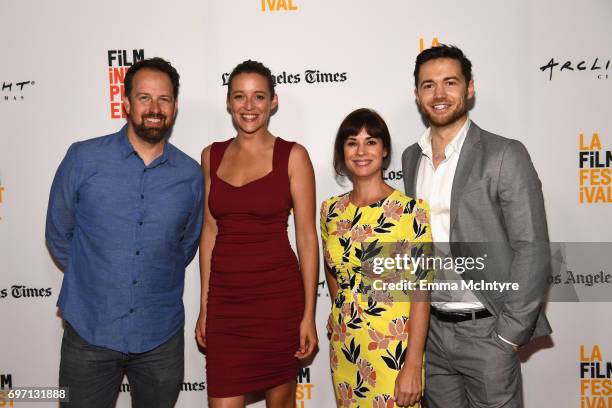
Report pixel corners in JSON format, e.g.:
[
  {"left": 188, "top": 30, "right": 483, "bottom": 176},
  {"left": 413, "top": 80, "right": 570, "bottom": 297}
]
[{"left": 206, "top": 371, "right": 299, "bottom": 399}]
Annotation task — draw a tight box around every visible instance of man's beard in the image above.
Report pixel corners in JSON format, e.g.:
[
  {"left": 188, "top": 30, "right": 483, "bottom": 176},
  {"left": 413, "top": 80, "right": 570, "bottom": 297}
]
[
  {"left": 132, "top": 113, "right": 173, "bottom": 144},
  {"left": 421, "top": 94, "right": 469, "bottom": 128}
]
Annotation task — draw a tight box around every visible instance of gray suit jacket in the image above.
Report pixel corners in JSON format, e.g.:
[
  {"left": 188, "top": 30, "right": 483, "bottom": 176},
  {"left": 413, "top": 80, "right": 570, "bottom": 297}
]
[{"left": 401, "top": 121, "right": 552, "bottom": 345}]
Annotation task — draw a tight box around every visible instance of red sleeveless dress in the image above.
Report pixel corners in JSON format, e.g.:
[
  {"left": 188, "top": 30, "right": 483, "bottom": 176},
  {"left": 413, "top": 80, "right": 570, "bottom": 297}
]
[{"left": 206, "top": 137, "right": 305, "bottom": 398}]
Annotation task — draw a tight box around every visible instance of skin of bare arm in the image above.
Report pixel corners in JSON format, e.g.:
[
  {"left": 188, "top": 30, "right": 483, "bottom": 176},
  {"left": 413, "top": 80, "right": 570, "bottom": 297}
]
[
  {"left": 195, "top": 146, "right": 217, "bottom": 349},
  {"left": 393, "top": 293, "right": 430, "bottom": 406},
  {"left": 288, "top": 144, "right": 319, "bottom": 359},
  {"left": 324, "top": 264, "right": 339, "bottom": 301},
  {"left": 323, "top": 263, "right": 339, "bottom": 335}
]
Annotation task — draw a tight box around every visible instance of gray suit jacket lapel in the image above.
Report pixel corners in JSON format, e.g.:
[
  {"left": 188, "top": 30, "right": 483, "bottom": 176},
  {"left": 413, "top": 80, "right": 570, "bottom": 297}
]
[
  {"left": 449, "top": 122, "right": 482, "bottom": 235},
  {"left": 402, "top": 146, "right": 422, "bottom": 198}
]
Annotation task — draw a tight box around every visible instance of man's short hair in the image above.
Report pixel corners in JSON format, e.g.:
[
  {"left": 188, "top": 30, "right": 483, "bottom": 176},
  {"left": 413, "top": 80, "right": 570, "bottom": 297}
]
[
  {"left": 414, "top": 44, "right": 473, "bottom": 87},
  {"left": 124, "top": 57, "right": 180, "bottom": 100}
]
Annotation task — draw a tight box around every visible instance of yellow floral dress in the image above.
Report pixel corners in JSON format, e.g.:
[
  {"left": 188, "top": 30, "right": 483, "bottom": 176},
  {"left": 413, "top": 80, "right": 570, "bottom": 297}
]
[{"left": 320, "top": 190, "right": 432, "bottom": 408}]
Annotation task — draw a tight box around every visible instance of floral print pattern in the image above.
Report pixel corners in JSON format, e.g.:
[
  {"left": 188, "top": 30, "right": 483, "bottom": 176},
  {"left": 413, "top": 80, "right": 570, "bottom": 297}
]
[
  {"left": 334, "top": 219, "right": 353, "bottom": 236},
  {"left": 415, "top": 206, "right": 428, "bottom": 225},
  {"left": 382, "top": 199, "right": 404, "bottom": 221},
  {"left": 351, "top": 224, "right": 375, "bottom": 243},
  {"left": 337, "top": 382, "right": 357, "bottom": 407},
  {"left": 388, "top": 317, "right": 410, "bottom": 342},
  {"left": 357, "top": 358, "right": 377, "bottom": 387},
  {"left": 321, "top": 190, "right": 432, "bottom": 407},
  {"left": 373, "top": 394, "right": 395, "bottom": 408}
]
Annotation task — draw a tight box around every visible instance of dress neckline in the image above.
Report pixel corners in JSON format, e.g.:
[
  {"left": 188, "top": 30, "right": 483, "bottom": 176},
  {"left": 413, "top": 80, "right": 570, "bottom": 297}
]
[
  {"left": 347, "top": 189, "right": 399, "bottom": 209},
  {"left": 215, "top": 137, "right": 278, "bottom": 188}
]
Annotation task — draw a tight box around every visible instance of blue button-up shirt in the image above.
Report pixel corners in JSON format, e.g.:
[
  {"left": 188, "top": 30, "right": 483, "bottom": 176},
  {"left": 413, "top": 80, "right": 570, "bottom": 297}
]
[{"left": 46, "top": 125, "right": 203, "bottom": 353}]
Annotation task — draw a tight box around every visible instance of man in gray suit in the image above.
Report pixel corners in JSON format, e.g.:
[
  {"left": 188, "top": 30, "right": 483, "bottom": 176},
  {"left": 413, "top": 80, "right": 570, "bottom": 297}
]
[{"left": 402, "top": 45, "right": 551, "bottom": 407}]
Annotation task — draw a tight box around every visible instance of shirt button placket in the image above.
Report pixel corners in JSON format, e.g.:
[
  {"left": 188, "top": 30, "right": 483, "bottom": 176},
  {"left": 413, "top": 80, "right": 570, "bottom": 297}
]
[{"left": 132, "top": 167, "right": 148, "bottom": 320}]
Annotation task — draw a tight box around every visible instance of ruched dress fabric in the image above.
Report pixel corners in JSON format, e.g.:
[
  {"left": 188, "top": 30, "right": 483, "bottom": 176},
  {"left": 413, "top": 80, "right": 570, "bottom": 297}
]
[{"left": 206, "top": 137, "right": 304, "bottom": 398}]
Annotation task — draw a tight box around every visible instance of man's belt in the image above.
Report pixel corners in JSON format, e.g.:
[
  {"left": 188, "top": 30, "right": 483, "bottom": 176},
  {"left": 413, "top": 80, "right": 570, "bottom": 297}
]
[{"left": 430, "top": 307, "right": 492, "bottom": 323}]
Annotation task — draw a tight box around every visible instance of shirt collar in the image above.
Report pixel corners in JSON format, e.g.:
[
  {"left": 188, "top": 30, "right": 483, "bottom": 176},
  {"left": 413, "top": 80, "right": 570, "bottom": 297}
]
[
  {"left": 116, "top": 124, "right": 177, "bottom": 167},
  {"left": 117, "top": 125, "right": 136, "bottom": 159},
  {"left": 417, "top": 117, "right": 471, "bottom": 159},
  {"left": 156, "top": 143, "right": 177, "bottom": 167}
]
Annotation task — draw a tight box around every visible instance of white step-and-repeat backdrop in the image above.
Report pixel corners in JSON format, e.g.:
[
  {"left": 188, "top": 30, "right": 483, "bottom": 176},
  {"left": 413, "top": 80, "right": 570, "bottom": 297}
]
[{"left": 1, "top": 0, "right": 611, "bottom": 407}]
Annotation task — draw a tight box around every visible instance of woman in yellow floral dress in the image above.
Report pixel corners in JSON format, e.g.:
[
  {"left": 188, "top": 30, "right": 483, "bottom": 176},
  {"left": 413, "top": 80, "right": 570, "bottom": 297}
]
[{"left": 321, "top": 108, "right": 432, "bottom": 408}]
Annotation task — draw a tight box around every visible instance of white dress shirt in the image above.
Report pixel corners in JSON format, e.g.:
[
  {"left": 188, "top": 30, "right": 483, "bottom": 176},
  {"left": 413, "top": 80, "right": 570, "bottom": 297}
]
[{"left": 415, "top": 118, "right": 484, "bottom": 312}]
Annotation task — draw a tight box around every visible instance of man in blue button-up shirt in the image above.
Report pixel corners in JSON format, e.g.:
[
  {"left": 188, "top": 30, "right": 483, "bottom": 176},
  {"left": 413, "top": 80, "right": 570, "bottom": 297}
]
[{"left": 46, "top": 57, "right": 203, "bottom": 408}]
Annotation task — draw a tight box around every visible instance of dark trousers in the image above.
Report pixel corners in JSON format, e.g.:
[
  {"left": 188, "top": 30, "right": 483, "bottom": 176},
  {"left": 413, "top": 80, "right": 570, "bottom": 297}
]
[
  {"left": 59, "top": 323, "right": 184, "bottom": 408},
  {"left": 424, "top": 315, "right": 522, "bottom": 408}
]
